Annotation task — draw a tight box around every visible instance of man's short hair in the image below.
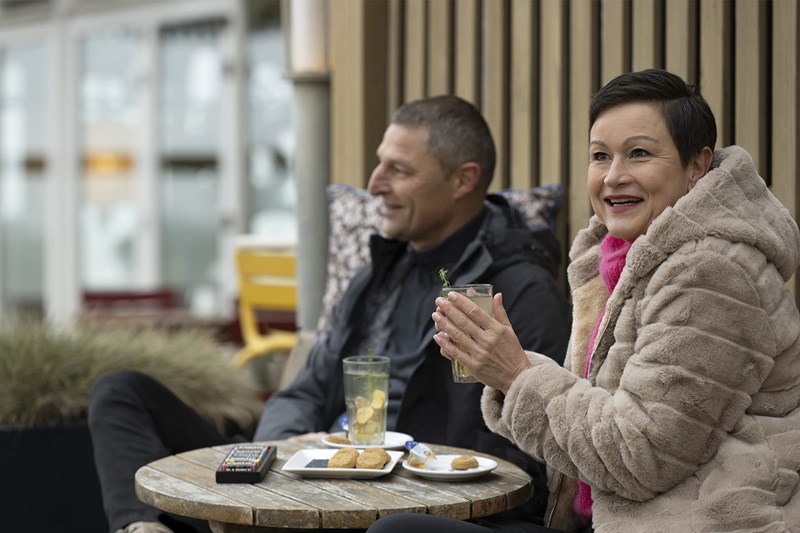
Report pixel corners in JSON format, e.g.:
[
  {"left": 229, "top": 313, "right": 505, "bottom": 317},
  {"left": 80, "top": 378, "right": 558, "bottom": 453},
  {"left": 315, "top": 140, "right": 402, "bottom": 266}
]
[
  {"left": 589, "top": 69, "right": 717, "bottom": 167},
  {"left": 391, "top": 95, "right": 496, "bottom": 191}
]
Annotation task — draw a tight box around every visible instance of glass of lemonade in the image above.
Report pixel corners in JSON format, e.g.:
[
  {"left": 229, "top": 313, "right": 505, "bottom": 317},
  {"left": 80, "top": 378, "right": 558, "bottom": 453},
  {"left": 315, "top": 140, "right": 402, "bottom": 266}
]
[
  {"left": 342, "top": 355, "right": 390, "bottom": 445},
  {"left": 441, "top": 284, "right": 493, "bottom": 383}
]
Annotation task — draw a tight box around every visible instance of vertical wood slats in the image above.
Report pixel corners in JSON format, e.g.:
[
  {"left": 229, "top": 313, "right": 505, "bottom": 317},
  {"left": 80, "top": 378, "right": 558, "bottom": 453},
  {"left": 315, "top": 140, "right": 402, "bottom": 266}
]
[
  {"left": 509, "top": 0, "right": 536, "bottom": 190},
  {"left": 362, "top": 1, "right": 390, "bottom": 176},
  {"left": 568, "top": 0, "right": 596, "bottom": 251},
  {"left": 770, "top": 0, "right": 799, "bottom": 294},
  {"left": 600, "top": 0, "right": 630, "bottom": 83},
  {"left": 700, "top": 0, "right": 732, "bottom": 145},
  {"left": 454, "top": 0, "right": 479, "bottom": 104},
  {"left": 404, "top": 0, "right": 426, "bottom": 102},
  {"left": 539, "top": 0, "right": 566, "bottom": 187},
  {"left": 427, "top": 0, "right": 452, "bottom": 96},
  {"left": 330, "top": 0, "right": 363, "bottom": 188},
  {"left": 664, "top": 0, "right": 696, "bottom": 82},
  {"left": 386, "top": 0, "right": 403, "bottom": 116},
  {"left": 734, "top": 0, "right": 768, "bottom": 178},
  {"left": 631, "top": 0, "right": 662, "bottom": 70},
  {"left": 482, "top": 0, "right": 508, "bottom": 191},
  {"left": 330, "top": 0, "right": 800, "bottom": 296}
]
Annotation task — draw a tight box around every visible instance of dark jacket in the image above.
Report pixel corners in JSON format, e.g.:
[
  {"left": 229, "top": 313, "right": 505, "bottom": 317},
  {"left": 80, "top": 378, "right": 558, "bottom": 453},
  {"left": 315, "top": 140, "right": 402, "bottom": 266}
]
[{"left": 255, "top": 195, "right": 570, "bottom": 518}]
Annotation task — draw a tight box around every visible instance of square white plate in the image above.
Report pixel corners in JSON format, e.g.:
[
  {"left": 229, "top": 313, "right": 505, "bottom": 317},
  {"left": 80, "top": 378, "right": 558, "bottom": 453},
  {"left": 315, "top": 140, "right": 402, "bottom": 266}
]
[{"left": 282, "top": 448, "right": 404, "bottom": 478}]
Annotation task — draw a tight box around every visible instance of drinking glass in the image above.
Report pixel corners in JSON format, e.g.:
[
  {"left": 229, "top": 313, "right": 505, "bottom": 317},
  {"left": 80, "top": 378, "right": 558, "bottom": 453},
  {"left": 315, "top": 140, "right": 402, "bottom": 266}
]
[
  {"left": 342, "top": 355, "right": 390, "bottom": 445},
  {"left": 441, "top": 284, "right": 493, "bottom": 383}
]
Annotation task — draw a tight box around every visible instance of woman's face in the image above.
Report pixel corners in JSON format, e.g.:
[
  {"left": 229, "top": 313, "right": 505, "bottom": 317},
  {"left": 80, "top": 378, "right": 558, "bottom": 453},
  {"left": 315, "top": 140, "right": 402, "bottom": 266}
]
[{"left": 588, "top": 102, "right": 706, "bottom": 243}]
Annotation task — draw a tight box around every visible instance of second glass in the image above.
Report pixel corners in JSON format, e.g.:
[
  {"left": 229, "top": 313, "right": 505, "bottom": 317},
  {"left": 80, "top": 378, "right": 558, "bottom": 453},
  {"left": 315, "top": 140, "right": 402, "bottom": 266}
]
[
  {"left": 342, "top": 355, "right": 390, "bottom": 445},
  {"left": 441, "top": 284, "right": 493, "bottom": 383}
]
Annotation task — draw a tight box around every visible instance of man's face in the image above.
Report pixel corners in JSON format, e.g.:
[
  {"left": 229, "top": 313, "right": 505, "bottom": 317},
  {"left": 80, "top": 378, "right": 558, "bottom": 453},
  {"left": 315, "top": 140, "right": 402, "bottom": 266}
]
[{"left": 367, "top": 124, "right": 460, "bottom": 250}]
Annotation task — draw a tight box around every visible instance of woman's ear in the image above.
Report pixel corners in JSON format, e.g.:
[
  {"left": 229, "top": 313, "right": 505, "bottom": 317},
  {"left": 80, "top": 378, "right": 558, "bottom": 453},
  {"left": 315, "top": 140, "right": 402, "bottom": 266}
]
[
  {"left": 688, "top": 146, "right": 714, "bottom": 190},
  {"left": 453, "top": 162, "right": 481, "bottom": 199}
]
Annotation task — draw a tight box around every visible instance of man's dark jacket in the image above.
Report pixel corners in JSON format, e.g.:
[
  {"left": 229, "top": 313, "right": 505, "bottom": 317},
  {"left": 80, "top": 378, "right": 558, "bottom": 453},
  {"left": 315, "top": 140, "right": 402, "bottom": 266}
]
[{"left": 255, "top": 195, "right": 570, "bottom": 518}]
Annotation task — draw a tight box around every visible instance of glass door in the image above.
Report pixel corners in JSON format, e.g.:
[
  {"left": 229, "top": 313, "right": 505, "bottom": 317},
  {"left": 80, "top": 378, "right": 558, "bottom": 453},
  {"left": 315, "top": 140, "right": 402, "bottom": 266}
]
[
  {"left": 77, "top": 27, "right": 143, "bottom": 291},
  {"left": 0, "top": 0, "right": 294, "bottom": 321},
  {"left": 245, "top": 7, "right": 295, "bottom": 239},
  {"left": 157, "top": 19, "right": 227, "bottom": 315},
  {"left": 71, "top": 2, "right": 244, "bottom": 319},
  {"left": 0, "top": 41, "right": 48, "bottom": 317}
]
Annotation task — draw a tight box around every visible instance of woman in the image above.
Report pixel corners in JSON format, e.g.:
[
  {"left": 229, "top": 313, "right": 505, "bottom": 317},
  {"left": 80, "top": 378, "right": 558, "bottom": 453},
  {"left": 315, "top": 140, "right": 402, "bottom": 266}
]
[{"left": 369, "top": 69, "right": 800, "bottom": 532}]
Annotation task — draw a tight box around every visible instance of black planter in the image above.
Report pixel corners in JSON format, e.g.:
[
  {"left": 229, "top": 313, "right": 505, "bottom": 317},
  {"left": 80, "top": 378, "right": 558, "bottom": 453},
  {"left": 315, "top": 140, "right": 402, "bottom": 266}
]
[{"left": 0, "top": 424, "right": 108, "bottom": 532}]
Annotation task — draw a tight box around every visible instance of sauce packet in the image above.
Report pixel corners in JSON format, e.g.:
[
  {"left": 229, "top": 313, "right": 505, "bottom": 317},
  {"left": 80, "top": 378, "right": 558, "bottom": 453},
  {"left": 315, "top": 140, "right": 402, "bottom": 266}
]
[{"left": 404, "top": 441, "right": 439, "bottom": 468}]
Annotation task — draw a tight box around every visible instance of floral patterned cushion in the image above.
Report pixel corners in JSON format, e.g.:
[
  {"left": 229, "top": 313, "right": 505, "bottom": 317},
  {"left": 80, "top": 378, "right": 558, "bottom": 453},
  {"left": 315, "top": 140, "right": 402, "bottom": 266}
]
[{"left": 316, "top": 183, "right": 564, "bottom": 334}]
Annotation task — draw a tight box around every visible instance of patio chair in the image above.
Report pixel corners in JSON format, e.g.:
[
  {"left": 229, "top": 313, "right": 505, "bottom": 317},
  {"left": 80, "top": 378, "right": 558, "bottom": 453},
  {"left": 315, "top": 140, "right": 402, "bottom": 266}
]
[{"left": 232, "top": 248, "right": 298, "bottom": 369}]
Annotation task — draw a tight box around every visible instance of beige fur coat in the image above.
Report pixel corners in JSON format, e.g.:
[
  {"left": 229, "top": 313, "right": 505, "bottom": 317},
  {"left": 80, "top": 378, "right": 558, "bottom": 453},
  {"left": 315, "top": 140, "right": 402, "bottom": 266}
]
[{"left": 482, "top": 146, "right": 800, "bottom": 532}]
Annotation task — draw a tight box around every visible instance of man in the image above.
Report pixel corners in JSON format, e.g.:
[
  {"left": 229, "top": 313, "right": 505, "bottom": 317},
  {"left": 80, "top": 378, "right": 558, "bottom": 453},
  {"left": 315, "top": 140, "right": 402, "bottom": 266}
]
[{"left": 89, "top": 95, "right": 570, "bottom": 533}]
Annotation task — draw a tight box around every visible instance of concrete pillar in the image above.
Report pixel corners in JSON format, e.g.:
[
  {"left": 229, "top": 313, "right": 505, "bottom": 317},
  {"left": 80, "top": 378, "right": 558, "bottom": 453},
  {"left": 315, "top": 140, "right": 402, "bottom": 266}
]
[
  {"left": 284, "top": 0, "right": 330, "bottom": 332},
  {"left": 290, "top": 73, "right": 330, "bottom": 331}
]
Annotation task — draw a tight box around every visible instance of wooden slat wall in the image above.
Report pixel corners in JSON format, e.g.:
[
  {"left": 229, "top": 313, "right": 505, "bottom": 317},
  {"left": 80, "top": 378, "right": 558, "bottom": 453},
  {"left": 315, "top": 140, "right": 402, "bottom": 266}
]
[
  {"left": 427, "top": 0, "right": 452, "bottom": 95},
  {"left": 771, "top": 0, "right": 800, "bottom": 297},
  {"left": 700, "top": 0, "right": 733, "bottom": 145},
  {"left": 454, "top": 0, "right": 479, "bottom": 103},
  {"left": 482, "top": 0, "right": 508, "bottom": 192},
  {"left": 631, "top": 0, "right": 661, "bottom": 71},
  {"left": 330, "top": 0, "right": 800, "bottom": 296},
  {"left": 404, "top": 0, "right": 427, "bottom": 102},
  {"left": 664, "top": 0, "right": 697, "bottom": 81},
  {"left": 509, "top": 0, "right": 536, "bottom": 191},
  {"left": 568, "top": 0, "right": 597, "bottom": 264},
  {"left": 601, "top": 0, "right": 630, "bottom": 84},
  {"left": 734, "top": 0, "right": 768, "bottom": 178}
]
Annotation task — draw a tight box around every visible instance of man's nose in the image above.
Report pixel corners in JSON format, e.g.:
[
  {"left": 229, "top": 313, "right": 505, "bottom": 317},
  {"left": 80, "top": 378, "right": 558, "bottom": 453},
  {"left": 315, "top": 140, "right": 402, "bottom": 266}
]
[{"left": 367, "top": 164, "right": 388, "bottom": 195}]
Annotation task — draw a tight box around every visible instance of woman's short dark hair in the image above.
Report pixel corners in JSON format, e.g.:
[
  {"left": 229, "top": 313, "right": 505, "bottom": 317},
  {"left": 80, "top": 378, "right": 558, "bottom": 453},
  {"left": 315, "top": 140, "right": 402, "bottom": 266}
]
[
  {"left": 589, "top": 69, "right": 717, "bottom": 167},
  {"left": 391, "top": 95, "right": 496, "bottom": 191}
]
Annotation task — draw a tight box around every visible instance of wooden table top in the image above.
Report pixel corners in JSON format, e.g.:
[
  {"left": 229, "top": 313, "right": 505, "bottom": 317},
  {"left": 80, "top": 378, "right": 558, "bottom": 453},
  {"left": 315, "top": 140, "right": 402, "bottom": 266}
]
[{"left": 135, "top": 440, "right": 533, "bottom": 532}]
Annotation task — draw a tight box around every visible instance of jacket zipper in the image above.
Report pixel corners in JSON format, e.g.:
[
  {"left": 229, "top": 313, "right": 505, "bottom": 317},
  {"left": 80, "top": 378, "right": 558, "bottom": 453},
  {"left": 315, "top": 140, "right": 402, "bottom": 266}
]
[{"left": 546, "top": 471, "right": 563, "bottom": 528}]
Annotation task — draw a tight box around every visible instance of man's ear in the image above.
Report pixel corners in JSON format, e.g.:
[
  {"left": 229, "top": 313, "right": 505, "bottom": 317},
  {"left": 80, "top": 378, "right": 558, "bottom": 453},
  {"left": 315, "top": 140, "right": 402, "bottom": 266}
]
[
  {"left": 688, "top": 146, "right": 714, "bottom": 190},
  {"left": 453, "top": 162, "right": 481, "bottom": 199}
]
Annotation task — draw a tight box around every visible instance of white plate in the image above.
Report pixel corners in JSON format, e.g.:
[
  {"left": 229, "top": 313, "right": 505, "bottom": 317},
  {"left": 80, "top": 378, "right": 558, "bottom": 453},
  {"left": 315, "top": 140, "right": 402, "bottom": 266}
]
[
  {"left": 321, "top": 431, "right": 414, "bottom": 450},
  {"left": 282, "top": 448, "right": 404, "bottom": 479},
  {"left": 402, "top": 454, "right": 497, "bottom": 481}
]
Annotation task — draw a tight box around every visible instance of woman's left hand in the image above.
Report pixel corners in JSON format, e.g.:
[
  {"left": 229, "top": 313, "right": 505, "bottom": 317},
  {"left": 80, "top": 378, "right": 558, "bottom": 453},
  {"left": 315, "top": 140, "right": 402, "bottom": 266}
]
[{"left": 432, "top": 292, "right": 532, "bottom": 394}]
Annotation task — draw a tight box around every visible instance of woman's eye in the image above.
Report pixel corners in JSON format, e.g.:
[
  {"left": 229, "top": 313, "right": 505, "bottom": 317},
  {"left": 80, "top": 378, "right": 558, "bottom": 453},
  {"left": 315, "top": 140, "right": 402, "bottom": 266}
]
[
  {"left": 630, "top": 148, "right": 649, "bottom": 158},
  {"left": 591, "top": 152, "right": 610, "bottom": 162}
]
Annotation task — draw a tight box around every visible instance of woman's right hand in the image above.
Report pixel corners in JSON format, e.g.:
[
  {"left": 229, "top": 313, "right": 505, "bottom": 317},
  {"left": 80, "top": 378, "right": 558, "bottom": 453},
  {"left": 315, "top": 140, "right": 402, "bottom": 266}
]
[{"left": 432, "top": 291, "right": 532, "bottom": 394}]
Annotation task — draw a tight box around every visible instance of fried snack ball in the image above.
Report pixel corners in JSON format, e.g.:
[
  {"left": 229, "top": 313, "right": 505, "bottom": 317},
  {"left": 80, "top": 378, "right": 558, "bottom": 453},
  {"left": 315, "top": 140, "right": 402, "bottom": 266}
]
[
  {"left": 328, "top": 448, "right": 358, "bottom": 468},
  {"left": 451, "top": 455, "right": 479, "bottom": 470},
  {"left": 327, "top": 434, "right": 352, "bottom": 445},
  {"left": 356, "top": 447, "right": 391, "bottom": 469}
]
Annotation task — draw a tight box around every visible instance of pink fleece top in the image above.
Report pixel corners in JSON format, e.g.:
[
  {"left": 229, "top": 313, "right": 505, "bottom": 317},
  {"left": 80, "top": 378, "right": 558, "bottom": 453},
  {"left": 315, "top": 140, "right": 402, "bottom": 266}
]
[{"left": 574, "top": 235, "right": 631, "bottom": 521}]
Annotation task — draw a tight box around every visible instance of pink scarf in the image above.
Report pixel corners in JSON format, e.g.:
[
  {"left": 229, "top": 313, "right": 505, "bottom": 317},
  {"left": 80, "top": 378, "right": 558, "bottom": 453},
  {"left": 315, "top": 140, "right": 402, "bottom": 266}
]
[{"left": 574, "top": 235, "right": 630, "bottom": 520}]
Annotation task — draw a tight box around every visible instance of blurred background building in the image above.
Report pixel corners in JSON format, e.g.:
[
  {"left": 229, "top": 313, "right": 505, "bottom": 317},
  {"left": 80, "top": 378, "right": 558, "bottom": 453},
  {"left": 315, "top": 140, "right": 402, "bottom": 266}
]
[
  {"left": 1, "top": 0, "right": 799, "bottom": 328},
  {"left": 0, "top": 0, "right": 296, "bottom": 324}
]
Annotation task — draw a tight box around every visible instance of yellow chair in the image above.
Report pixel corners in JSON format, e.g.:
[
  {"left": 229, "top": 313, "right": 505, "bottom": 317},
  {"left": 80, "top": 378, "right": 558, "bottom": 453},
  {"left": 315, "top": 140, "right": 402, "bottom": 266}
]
[{"left": 233, "top": 248, "right": 298, "bottom": 369}]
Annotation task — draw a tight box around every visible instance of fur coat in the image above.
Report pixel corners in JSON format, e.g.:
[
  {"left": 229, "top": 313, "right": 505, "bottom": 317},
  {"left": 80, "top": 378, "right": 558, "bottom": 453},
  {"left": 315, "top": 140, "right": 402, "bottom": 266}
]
[{"left": 482, "top": 146, "right": 800, "bottom": 532}]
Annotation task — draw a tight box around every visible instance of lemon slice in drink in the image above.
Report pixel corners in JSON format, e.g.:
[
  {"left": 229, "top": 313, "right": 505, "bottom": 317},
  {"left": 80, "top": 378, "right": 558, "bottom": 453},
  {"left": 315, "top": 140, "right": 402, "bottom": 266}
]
[
  {"left": 371, "top": 390, "right": 386, "bottom": 409},
  {"left": 356, "top": 406, "right": 374, "bottom": 424}
]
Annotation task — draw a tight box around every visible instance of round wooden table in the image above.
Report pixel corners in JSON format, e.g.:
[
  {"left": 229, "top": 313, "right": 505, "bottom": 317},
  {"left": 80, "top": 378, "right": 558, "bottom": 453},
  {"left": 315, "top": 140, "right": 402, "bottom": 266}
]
[{"left": 135, "top": 440, "right": 533, "bottom": 532}]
